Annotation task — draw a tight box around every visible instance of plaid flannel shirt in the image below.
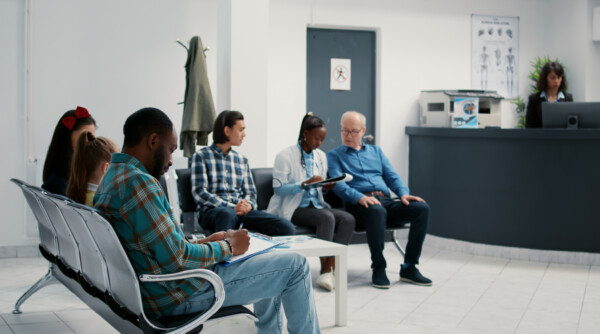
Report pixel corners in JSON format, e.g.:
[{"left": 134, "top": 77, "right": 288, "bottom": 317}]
[
  {"left": 191, "top": 144, "right": 257, "bottom": 211},
  {"left": 94, "top": 153, "right": 232, "bottom": 318}
]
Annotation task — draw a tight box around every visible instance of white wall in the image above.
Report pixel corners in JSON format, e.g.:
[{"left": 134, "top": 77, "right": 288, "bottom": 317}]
[
  {"left": 2, "top": 0, "right": 600, "bottom": 249},
  {"left": 1, "top": 0, "right": 218, "bottom": 249},
  {"left": 266, "top": 0, "right": 574, "bottom": 181},
  {"left": 545, "top": 0, "right": 587, "bottom": 100},
  {"left": 266, "top": 0, "right": 311, "bottom": 165},
  {"left": 0, "top": 0, "right": 27, "bottom": 249},
  {"left": 587, "top": 0, "right": 600, "bottom": 101},
  {"left": 222, "top": 0, "right": 270, "bottom": 164},
  {"left": 29, "top": 0, "right": 219, "bottom": 165}
]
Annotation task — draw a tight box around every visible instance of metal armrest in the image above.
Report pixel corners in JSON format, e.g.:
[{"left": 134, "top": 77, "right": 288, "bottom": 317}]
[{"left": 139, "top": 269, "right": 225, "bottom": 334}]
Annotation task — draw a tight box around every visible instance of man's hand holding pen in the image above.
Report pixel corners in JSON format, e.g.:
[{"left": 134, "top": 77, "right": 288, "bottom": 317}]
[{"left": 225, "top": 227, "right": 250, "bottom": 255}]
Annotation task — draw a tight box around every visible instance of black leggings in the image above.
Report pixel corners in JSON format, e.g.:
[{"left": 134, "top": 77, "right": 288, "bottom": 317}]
[{"left": 291, "top": 207, "right": 355, "bottom": 245}]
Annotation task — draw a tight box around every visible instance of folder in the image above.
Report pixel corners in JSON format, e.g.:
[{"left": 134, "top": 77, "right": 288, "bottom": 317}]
[
  {"left": 220, "top": 232, "right": 283, "bottom": 266},
  {"left": 302, "top": 173, "right": 353, "bottom": 188}
]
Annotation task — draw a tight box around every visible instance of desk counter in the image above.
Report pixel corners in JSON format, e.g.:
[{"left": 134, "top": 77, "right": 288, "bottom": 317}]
[{"left": 405, "top": 126, "right": 600, "bottom": 253}]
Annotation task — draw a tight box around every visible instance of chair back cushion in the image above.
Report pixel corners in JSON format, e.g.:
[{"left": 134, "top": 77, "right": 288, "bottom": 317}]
[
  {"left": 175, "top": 168, "right": 196, "bottom": 213},
  {"left": 158, "top": 175, "right": 168, "bottom": 195},
  {"left": 250, "top": 168, "right": 273, "bottom": 211},
  {"left": 18, "top": 185, "right": 59, "bottom": 257},
  {"left": 323, "top": 190, "right": 344, "bottom": 209},
  {"left": 35, "top": 191, "right": 81, "bottom": 273},
  {"left": 59, "top": 201, "right": 110, "bottom": 292},
  {"left": 75, "top": 205, "right": 144, "bottom": 316}
]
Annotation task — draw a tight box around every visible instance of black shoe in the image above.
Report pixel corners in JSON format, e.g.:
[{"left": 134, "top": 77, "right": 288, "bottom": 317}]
[
  {"left": 372, "top": 268, "right": 390, "bottom": 289},
  {"left": 400, "top": 265, "right": 432, "bottom": 286}
]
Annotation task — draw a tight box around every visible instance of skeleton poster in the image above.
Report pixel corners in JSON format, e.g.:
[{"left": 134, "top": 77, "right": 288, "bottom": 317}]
[{"left": 471, "top": 14, "right": 519, "bottom": 98}]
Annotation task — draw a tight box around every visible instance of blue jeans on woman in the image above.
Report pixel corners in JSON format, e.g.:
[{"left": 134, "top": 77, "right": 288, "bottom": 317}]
[{"left": 171, "top": 251, "right": 320, "bottom": 334}]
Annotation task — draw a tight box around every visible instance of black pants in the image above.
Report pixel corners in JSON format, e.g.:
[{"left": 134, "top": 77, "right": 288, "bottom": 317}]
[
  {"left": 291, "top": 207, "right": 355, "bottom": 245},
  {"left": 199, "top": 207, "right": 296, "bottom": 236},
  {"left": 346, "top": 197, "right": 430, "bottom": 269}
]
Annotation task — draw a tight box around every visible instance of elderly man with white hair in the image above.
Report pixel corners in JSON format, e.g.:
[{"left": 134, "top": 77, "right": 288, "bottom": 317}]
[{"left": 327, "top": 111, "right": 432, "bottom": 289}]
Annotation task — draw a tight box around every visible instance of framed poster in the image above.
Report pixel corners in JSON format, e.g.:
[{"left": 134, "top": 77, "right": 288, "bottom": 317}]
[{"left": 471, "top": 14, "right": 519, "bottom": 98}]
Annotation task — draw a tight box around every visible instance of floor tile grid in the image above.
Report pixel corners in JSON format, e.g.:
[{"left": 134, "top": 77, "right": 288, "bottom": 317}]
[
  {"left": 576, "top": 265, "right": 598, "bottom": 334},
  {"left": 482, "top": 261, "right": 548, "bottom": 334},
  {"left": 452, "top": 257, "right": 513, "bottom": 331},
  {"left": 2, "top": 243, "right": 600, "bottom": 334},
  {"left": 518, "top": 263, "right": 589, "bottom": 334},
  {"left": 398, "top": 251, "right": 475, "bottom": 328}
]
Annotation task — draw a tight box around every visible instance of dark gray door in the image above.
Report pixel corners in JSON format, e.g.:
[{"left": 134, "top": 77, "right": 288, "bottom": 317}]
[{"left": 307, "top": 28, "right": 376, "bottom": 152}]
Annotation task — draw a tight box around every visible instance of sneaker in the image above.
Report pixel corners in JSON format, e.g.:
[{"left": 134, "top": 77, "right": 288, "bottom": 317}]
[
  {"left": 372, "top": 268, "right": 390, "bottom": 289},
  {"left": 400, "top": 264, "right": 432, "bottom": 286},
  {"left": 317, "top": 272, "right": 335, "bottom": 291}
]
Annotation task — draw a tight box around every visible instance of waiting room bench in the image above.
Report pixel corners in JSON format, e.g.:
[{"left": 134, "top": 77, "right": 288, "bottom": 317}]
[
  {"left": 11, "top": 178, "right": 256, "bottom": 333},
  {"left": 170, "top": 168, "right": 407, "bottom": 254}
]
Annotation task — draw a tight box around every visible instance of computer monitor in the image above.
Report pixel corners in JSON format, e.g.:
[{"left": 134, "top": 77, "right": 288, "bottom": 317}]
[{"left": 542, "top": 102, "right": 600, "bottom": 128}]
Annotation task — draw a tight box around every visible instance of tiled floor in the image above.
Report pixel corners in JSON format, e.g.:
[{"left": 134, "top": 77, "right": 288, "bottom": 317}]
[{"left": 1, "top": 238, "right": 599, "bottom": 334}]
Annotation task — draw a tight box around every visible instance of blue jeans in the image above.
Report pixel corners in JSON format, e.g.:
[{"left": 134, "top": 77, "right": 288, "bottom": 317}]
[
  {"left": 200, "top": 207, "right": 296, "bottom": 236},
  {"left": 171, "top": 251, "right": 320, "bottom": 334},
  {"left": 346, "top": 197, "right": 430, "bottom": 269}
]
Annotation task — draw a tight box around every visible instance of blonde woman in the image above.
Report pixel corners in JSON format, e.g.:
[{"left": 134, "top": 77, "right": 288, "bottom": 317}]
[{"left": 66, "top": 131, "right": 118, "bottom": 206}]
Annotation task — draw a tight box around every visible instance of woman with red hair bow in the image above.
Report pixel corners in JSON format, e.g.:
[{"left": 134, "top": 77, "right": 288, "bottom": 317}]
[{"left": 42, "top": 106, "right": 96, "bottom": 195}]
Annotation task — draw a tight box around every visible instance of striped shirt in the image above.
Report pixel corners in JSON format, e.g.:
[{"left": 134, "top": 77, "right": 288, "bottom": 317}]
[
  {"left": 94, "top": 153, "right": 232, "bottom": 318},
  {"left": 191, "top": 144, "right": 257, "bottom": 211}
]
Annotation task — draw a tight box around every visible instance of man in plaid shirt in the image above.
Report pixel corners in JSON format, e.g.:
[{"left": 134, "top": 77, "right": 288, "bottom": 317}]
[
  {"left": 95, "top": 108, "right": 320, "bottom": 333},
  {"left": 191, "top": 110, "right": 296, "bottom": 236}
]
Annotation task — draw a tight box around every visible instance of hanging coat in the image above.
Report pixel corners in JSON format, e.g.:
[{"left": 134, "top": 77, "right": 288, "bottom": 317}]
[{"left": 181, "top": 36, "right": 216, "bottom": 157}]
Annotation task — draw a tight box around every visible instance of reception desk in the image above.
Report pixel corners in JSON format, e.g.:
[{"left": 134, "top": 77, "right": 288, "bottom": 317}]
[{"left": 405, "top": 126, "right": 600, "bottom": 253}]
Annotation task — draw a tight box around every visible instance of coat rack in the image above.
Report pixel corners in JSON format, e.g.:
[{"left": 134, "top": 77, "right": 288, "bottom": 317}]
[{"left": 175, "top": 38, "right": 210, "bottom": 54}]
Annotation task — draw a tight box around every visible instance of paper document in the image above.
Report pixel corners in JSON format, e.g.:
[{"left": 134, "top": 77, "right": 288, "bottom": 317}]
[{"left": 220, "top": 233, "right": 282, "bottom": 266}]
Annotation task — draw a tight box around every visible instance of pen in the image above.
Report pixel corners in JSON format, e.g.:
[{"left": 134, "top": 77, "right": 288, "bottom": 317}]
[{"left": 239, "top": 223, "right": 244, "bottom": 230}]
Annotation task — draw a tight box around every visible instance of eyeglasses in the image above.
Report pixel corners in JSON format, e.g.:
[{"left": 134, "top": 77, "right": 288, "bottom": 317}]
[{"left": 341, "top": 129, "right": 362, "bottom": 137}]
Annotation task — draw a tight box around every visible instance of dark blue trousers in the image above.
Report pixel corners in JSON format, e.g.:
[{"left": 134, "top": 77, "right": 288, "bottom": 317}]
[
  {"left": 199, "top": 207, "right": 296, "bottom": 236},
  {"left": 346, "top": 197, "right": 430, "bottom": 269}
]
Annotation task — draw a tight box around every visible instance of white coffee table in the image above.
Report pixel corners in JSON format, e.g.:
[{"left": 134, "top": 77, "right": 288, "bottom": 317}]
[{"left": 272, "top": 236, "right": 347, "bottom": 326}]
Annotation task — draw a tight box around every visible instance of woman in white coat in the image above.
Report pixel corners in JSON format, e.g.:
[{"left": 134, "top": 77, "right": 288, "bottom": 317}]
[{"left": 267, "top": 113, "right": 355, "bottom": 291}]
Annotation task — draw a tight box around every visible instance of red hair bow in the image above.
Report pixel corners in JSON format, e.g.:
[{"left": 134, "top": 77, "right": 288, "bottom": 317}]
[
  {"left": 74, "top": 106, "right": 90, "bottom": 118},
  {"left": 61, "top": 106, "right": 90, "bottom": 130}
]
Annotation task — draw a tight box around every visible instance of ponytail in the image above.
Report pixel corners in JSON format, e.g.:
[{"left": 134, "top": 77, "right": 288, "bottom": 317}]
[
  {"left": 298, "top": 112, "right": 325, "bottom": 141},
  {"left": 66, "top": 131, "right": 118, "bottom": 204}
]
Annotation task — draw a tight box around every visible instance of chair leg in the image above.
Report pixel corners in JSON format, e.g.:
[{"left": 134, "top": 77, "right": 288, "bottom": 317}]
[
  {"left": 392, "top": 230, "right": 406, "bottom": 256},
  {"left": 12, "top": 263, "right": 59, "bottom": 314}
]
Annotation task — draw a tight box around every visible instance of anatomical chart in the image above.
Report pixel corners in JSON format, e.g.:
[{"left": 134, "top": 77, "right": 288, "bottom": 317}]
[{"left": 471, "top": 14, "right": 519, "bottom": 99}]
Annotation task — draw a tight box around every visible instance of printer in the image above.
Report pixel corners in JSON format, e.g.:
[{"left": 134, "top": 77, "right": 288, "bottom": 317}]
[{"left": 419, "top": 90, "right": 507, "bottom": 128}]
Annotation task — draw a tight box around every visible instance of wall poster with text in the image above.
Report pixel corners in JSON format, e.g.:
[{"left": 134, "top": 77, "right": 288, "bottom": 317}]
[{"left": 471, "top": 14, "right": 519, "bottom": 99}]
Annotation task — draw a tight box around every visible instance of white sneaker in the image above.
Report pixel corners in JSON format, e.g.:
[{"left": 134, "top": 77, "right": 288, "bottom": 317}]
[{"left": 317, "top": 272, "right": 335, "bottom": 291}]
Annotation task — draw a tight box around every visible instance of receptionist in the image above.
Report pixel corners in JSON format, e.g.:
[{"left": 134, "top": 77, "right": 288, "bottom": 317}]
[{"left": 525, "top": 61, "right": 573, "bottom": 128}]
